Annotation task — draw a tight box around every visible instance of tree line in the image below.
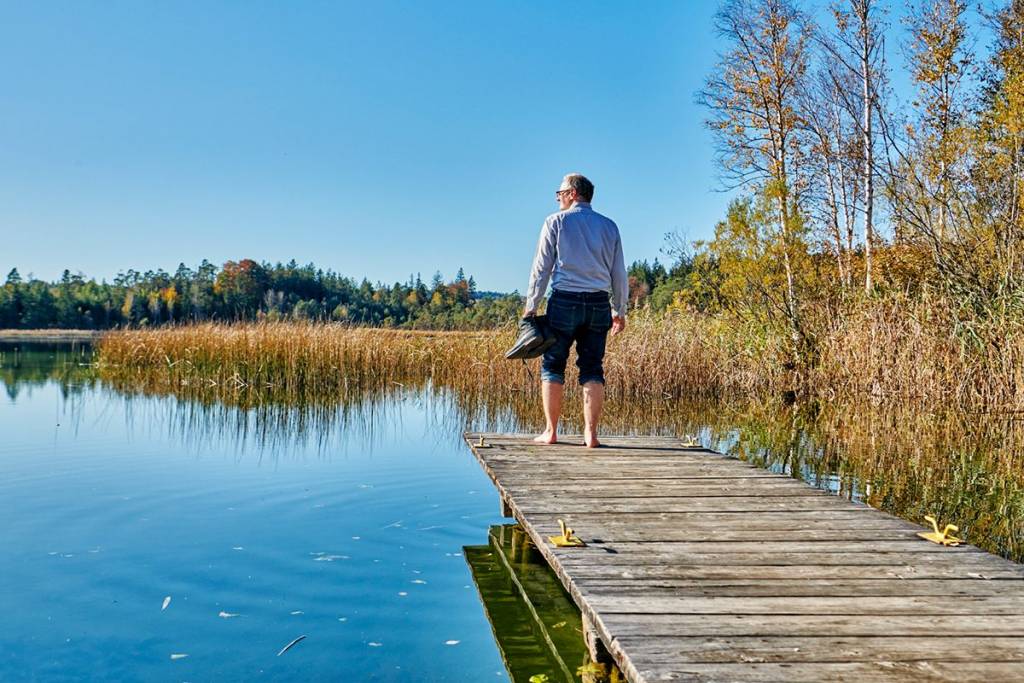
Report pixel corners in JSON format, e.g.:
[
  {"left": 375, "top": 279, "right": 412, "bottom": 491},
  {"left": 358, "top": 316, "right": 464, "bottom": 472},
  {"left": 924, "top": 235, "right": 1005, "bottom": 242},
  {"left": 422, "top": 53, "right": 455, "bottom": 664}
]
[{"left": 0, "top": 260, "right": 522, "bottom": 330}]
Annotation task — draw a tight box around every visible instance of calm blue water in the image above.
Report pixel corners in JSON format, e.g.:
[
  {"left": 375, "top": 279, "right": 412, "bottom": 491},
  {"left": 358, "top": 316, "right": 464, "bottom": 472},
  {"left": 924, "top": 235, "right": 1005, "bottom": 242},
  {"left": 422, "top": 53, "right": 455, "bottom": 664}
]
[{"left": 0, "top": 345, "right": 512, "bottom": 681}]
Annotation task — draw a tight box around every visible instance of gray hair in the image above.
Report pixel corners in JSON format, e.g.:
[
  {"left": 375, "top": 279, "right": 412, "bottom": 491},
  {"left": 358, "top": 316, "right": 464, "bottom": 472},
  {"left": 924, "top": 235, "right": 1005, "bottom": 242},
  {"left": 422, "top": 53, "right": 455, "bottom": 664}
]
[{"left": 563, "top": 173, "right": 595, "bottom": 202}]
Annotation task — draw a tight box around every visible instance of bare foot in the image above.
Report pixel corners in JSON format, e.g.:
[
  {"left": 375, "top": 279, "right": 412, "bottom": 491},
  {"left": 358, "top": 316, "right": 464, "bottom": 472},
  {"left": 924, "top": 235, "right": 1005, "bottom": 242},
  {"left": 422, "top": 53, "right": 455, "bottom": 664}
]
[
  {"left": 533, "top": 430, "right": 557, "bottom": 444},
  {"left": 583, "top": 428, "right": 600, "bottom": 448}
]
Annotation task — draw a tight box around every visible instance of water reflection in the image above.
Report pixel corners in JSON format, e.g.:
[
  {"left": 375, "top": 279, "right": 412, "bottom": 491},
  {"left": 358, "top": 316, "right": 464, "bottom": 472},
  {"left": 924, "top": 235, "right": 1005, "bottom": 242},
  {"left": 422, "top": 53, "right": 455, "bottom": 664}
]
[
  {"left": 1, "top": 342, "right": 515, "bottom": 681},
  {"left": 5, "top": 342, "right": 1024, "bottom": 565},
  {"left": 464, "top": 525, "right": 624, "bottom": 683},
  {"left": 0, "top": 341, "right": 97, "bottom": 401}
]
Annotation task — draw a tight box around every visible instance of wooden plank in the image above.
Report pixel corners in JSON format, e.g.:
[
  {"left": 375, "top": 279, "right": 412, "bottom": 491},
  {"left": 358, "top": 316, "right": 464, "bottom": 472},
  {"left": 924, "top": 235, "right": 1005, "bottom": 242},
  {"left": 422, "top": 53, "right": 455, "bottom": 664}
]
[
  {"left": 560, "top": 563, "right": 1024, "bottom": 581},
  {"left": 631, "top": 662, "right": 1024, "bottom": 682},
  {"left": 533, "top": 539, "right": 978, "bottom": 554},
  {"left": 551, "top": 550, "right": 1005, "bottom": 567},
  {"left": 597, "top": 613, "right": 1024, "bottom": 638},
  {"left": 463, "top": 432, "right": 1024, "bottom": 683},
  {"left": 515, "top": 496, "right": 866, "bottom": 513},
  {"left": 576, "top": 577, "right": 1024, "bottom": 596},
  {"left": 526, "top": 512, "right": 920, "bottom": 538},
  {"left": 615, "top": 635, "right": 1024, "bottom": 664},
  {"left": 585, "top": 594, "right": 1024, "bottom": 615},
  {"left": 527, "top": 510, "right": 920, "bottom": 528}
]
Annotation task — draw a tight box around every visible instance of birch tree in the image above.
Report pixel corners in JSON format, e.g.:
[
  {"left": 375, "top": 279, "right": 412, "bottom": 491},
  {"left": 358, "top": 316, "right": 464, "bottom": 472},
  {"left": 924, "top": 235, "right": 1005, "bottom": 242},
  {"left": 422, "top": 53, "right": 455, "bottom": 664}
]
[
  {"left": 824, "top": 0, "right": 888, "bottom": 292},
  {"left": 802, "top": 57, "right": 862, "bottom": 289},
  {"left": 700, "top": 0, "right": 813, "bottom": 365}
]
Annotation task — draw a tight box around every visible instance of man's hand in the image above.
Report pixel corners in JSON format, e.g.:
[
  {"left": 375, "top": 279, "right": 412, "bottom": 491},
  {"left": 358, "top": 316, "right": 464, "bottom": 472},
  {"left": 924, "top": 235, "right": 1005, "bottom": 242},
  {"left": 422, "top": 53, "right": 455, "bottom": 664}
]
[
  {"left": 522, "top": 309, "right": 536, "bottom": 318},
  {"left": 611, "top": 315, "right": 626, "bottom": 336}
]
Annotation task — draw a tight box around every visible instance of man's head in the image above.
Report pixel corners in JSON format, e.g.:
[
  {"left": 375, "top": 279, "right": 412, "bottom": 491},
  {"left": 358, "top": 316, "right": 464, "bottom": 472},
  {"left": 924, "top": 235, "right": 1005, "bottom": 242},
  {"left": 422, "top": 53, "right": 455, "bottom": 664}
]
[{"left": 556, "top": 173, "right": 594, "bottom": 210}]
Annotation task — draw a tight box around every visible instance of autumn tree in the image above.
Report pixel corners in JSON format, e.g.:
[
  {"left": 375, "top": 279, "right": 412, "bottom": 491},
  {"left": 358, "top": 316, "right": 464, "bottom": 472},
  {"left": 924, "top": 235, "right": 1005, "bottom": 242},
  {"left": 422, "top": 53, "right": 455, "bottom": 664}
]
[
  {"left": 700, "top": 0, "right": 813, "bottom": 367},
  {"left": 821, "top": 0, "right": 889, "bottom": 292},
  {"left": 971, "top": 0, "right": 1024, "bottom": 296},
  {"left": 214, "top": 259, "right": 269, "bottom": 319},
  {"left": 801, "top": 55, "right": 862, "bottom": 289}
]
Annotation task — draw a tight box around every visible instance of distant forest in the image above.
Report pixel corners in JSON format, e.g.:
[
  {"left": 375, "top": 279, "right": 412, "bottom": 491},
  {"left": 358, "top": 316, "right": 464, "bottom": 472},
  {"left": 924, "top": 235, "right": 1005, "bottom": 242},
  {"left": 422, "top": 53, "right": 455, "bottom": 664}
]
[{"left": 0, "top": 260, "right": 526, "bottom": 330}]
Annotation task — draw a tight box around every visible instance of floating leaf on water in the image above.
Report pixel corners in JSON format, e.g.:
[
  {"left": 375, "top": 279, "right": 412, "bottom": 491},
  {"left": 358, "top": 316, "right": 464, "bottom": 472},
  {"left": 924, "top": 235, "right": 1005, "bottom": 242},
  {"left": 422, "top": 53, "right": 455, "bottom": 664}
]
[
  {"left": 218, "top": 611, "right": 239, "bottom": 618},
  {"left": 444, "top": 640, "right": 459, "bottom": 646},
  {"left": 161, "top": 596, "right": 171, "bottom": 611},
  {"left": 170, "top": 653, "right": 188, "bottom": 660},
  {"left": 529, "top": 675, "right": 551, "bottom": 683},
  {"left": 367, "top": 642, "right": 382, "bottom": 647},
  {"left": 398, "top": 592, "right": 408, "bottom": 597},
  {"left": 290, "top": 610, "right": 304, "bottom": 615},
  {"left": 337, "top": 617, "right": 348, "bottom": 622},
  {"left": 551, "top": 621, "right": 567, "bottom": 629},
  {"left": 276, "top": 635, "right": 306, "bottom": 656},
  {"left": 313, "top": 554, "right": 348, "bottom": 562},
  {"left": 577, "top": 662, "right": 607, "bottom": 676},
  {"left": 411, "top": 579, "right": 426, "bottom": 584}
]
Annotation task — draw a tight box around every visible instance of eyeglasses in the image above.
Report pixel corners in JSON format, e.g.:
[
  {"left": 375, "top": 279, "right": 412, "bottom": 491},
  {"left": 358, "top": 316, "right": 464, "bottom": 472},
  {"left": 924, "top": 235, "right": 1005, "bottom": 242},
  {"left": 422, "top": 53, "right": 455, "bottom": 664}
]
[{"left": 555, "top": 189, "right": 573, "bottom": 198}]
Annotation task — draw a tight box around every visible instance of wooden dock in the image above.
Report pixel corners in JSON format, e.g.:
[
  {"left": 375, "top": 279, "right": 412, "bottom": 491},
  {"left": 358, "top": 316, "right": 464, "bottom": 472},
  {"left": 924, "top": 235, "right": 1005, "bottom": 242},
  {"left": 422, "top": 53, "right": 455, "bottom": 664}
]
[{"left": 464, "top": 432, "right": 1024, "bottom": 682}]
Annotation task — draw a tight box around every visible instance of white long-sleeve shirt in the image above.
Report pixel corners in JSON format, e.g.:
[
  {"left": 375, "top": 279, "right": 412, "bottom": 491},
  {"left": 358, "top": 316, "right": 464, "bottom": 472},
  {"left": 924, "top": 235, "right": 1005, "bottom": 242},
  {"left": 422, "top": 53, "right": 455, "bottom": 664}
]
[{"left": 524, "top": 202, "right": 628, "bottom": 317}]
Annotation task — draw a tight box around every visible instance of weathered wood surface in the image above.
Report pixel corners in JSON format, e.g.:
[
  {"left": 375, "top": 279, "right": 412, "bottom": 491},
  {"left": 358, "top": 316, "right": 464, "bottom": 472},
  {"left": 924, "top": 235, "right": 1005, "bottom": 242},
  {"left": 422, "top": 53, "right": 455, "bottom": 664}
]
[{"left": 464, "top": 432, "right": 1024, "bottom": 683}]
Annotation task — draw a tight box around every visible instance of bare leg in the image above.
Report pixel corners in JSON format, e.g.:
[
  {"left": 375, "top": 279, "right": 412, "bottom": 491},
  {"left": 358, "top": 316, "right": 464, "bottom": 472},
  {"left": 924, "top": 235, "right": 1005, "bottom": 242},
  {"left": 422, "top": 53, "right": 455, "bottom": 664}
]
[
  {"left": 582, "top": 381, "right": 604, "bottom": 448},
  {"left": 533, "top": 381, "right": 563, "bottom": 444}
]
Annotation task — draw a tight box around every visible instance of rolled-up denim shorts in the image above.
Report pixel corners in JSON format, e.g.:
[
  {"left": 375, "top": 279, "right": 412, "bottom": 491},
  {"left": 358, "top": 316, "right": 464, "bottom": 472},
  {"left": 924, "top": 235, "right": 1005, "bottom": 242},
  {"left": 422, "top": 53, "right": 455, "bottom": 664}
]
[{"left": 541, "top": 289, "right": 613, "bottom": 385}]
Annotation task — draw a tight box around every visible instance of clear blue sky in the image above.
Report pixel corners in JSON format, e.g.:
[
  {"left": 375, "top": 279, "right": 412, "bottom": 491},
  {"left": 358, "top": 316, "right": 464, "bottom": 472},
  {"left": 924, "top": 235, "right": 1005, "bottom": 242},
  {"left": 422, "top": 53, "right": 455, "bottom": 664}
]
[{"left": 2, "top": 1, "right": 927, "bottom": 293}]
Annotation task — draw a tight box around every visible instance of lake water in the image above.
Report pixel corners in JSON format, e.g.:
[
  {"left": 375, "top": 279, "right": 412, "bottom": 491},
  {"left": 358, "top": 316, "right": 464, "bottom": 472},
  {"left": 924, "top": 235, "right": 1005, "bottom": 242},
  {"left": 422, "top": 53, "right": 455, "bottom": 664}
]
[
  {"left": 1, "top": 342, "right": 569, "bottom": 681},
  {"left": 3, "top": 340, "right": 1023, "bottom": 681}
]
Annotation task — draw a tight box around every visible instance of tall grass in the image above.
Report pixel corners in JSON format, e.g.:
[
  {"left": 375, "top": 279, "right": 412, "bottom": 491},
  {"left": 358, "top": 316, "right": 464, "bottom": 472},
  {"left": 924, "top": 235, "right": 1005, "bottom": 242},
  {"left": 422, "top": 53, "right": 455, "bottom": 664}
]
[
  {"left": 812, "top": 292, "right": 1024, "bottom": 409},
  {"left": 96, "top": 299, "right": 1024, "bottom": 410},
  {"left": 96, "top": 311, "right": 773, "bottom": 404}
]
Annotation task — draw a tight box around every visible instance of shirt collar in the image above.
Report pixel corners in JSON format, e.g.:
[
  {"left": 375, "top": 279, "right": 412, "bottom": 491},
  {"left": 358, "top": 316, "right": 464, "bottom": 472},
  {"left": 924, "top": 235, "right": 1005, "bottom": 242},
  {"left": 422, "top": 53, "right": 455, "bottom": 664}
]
[{"left": 572, "top": 201, "right": 592, "bottom": 209}]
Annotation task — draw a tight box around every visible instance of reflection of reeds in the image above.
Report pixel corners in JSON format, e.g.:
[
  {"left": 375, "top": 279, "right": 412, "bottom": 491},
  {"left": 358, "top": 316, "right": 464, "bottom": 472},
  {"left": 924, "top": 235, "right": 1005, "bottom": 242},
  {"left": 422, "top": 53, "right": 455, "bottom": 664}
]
[
  {"left": 92, "top": 320, "right": 1024, "bottom": 563},
  {"left": 97, "top": 371, "right": 1024, "bottom": 563}
]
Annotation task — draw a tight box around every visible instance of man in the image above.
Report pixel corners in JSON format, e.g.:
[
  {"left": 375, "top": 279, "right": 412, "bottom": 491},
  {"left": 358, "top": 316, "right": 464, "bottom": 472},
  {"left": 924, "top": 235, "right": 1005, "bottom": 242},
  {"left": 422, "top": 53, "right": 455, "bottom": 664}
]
[{"left": 523, "top": 173, "right": 627, "bottom": 448}]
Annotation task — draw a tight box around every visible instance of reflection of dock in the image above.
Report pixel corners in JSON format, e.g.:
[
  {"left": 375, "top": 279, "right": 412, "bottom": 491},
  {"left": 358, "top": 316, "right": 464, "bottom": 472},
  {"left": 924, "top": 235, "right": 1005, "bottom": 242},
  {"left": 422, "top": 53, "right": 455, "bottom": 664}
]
[
  {"left": 464, "top": 525, "right": 593, "bottom": 682},
  {"left": 465, "top": 433, "right": 1024, "bottom": 682}
]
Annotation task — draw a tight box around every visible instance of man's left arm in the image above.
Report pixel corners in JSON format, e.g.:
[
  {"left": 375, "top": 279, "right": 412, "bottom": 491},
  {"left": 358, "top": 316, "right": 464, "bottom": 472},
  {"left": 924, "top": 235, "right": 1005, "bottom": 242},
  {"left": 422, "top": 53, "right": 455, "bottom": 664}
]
[{"left": 610, "top": 231, "right": 628, "bottom": 334}]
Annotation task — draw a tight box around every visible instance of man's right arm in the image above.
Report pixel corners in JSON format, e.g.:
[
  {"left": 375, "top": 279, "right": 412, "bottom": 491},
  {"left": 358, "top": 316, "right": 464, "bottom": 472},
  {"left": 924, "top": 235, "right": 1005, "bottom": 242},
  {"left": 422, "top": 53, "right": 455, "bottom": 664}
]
[{"left": 524, "top": 217, "right": 557, "bottom": 316}]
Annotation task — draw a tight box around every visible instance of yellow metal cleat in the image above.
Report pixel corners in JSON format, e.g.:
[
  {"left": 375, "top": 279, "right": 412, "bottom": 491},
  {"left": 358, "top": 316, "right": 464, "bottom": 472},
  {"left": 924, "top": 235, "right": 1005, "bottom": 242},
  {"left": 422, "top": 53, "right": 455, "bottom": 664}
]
[
  {"left": 549, "top": 519, "right": 586, "bottom": 547},
  {"left": 680, "top": 433, "right": 701, "bottom": 447},
  {"left": 475, "top": 436, "right": 491, "bottom": 449},
  {"left": 917, "top": 515, "right": 962, "bottom": 546}
]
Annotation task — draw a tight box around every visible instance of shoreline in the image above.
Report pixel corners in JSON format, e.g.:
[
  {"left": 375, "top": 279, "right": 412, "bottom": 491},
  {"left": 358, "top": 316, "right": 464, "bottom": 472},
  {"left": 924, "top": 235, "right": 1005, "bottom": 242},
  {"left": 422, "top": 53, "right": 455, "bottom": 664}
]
[{"left": 0, "top": 329, "right": 102, "bottom": 342}]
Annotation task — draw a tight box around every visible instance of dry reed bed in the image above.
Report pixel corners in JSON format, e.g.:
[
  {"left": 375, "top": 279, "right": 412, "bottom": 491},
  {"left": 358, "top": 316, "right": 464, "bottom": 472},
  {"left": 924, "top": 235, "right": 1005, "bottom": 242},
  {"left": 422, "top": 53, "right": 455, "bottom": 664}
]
[
  {"left": 814, "top": 295, "right": 1024, "bottom": 409},
  {"left": 95, "top": 313, "right": 766, "bottom": 401},
  {"left": 96, "top": 298, "right": 1024, "bottom": 411}
]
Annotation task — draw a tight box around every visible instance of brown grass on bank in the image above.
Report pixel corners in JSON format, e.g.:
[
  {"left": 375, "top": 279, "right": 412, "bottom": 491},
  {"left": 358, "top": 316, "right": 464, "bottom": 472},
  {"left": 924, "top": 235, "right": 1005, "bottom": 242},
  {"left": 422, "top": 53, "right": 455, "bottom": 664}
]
[
  {"left": 96, "top": 293, "right": 1024, "bottom": 410},
  {"left": 813, "top": 293, "right": 1024, "bottom": 410},
  {"left": 95, "top": 312, "right": 774, "bottom": 403}
]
